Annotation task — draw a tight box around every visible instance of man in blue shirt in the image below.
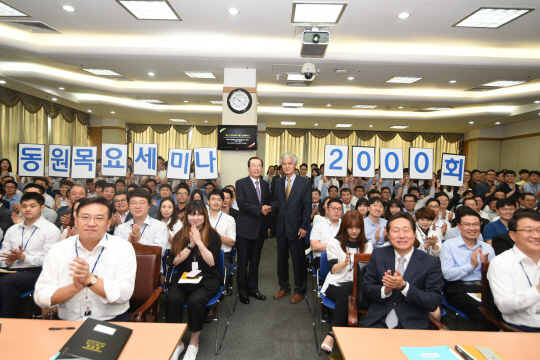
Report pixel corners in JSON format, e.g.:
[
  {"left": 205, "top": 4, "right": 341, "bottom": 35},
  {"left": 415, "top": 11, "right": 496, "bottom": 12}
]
[
  {"left": 523, "top": 171, "right": 540, "bottom": 202},
  {"left": 364, "top": 197, "right": 387, "bottom": 247},
  {"left": 483, "top": 198, "right": 516, "bottom": 245},
  {"left": 2, "top": 180, "right": 21, "bottom": 211},
  {"left": 440, "top": 208, "right": 495, "bottom": 322}
]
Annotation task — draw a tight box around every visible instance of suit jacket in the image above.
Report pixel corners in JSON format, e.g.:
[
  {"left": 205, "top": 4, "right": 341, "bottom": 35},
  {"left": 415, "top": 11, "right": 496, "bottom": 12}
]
[
  {"left": 228, "top": 207, "right": 238, "bottom": 220},
  {"left": 271, "top": 175, "right": 311, "bottom": 240},
  {"left": 270, "top": 174, "right": 281, "bottom": 201},
  {"left": 362, "top": 246, "right": 443, "bottom": 329},
  {"left": 492, "top": 233, "right": 514, "bottom": 256},
  {"left": 55, "top": 209, "right": 71, "bottom": 229},
  {"left": 235, "top": 176, "right": 270, "bottom": 240},
  {"left": 0, "top": 204, "right": 13, "bottom": 235}
]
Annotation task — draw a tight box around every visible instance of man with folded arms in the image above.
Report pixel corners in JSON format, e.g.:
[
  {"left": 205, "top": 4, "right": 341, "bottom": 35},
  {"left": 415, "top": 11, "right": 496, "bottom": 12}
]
[
  {"left": 0, "top": 192, "right": 61, "bottom": 317},
  {"left": 440, "top": 208, "right": 495, "bottom": 322},
  {"left": 35, "top": 197, "right": 136, "bottom": 321},
  {"left": 487, "top": 210, "right": 540, "bottom": 332}
]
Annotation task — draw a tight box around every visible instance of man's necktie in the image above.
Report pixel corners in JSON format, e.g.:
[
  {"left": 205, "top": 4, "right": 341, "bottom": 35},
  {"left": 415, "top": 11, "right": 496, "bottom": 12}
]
[
  {"left": 286, "top": 178, "right": 291, "bottom": 201},
  {"left": 385, "top": 256, "right": 406, "bottom": 329},
  {"left": 255, "top": 180, "right": 261, "bottom": 205}
]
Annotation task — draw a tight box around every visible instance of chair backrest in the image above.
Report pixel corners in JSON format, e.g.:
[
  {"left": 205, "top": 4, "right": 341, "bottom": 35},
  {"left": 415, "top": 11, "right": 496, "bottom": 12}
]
[
  {"left": 319, "top": 251, "right": 330, "bottom": 278},
  {"left": 218, "top": 249, "right": 224, "bottom": 277},
  {"left": 131, "top": 243, "right": 161, "bottom": 303},
  {"left": 352, "top": 253, "right": 372, "bottom": 311},
  {"left": 305, "top": 225, "right": 313, "bottom": 245},
  {"left": 480, "top": 260, "right": 490, "bottom": 310}
]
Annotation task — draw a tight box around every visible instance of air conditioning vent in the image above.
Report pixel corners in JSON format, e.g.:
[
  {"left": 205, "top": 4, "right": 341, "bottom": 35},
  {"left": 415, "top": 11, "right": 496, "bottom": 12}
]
[
  {"left": 286, "top": 81, "right": 309, "bottom": 87},
  {"left": 2, "top": 20, "right": 61, "bottom": 34},
  {"left": 293, "top": 25, "right": 332, "bottom": 38},
  {"left": 465, "top": 85, "right": 502, "bottom": 91}
]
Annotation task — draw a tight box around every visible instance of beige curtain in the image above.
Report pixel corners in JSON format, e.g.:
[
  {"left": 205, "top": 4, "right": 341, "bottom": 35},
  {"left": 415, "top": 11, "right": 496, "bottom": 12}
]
[
  {"left": 306, "top": 131, "right": 358, "bottom": 168},
  {"left": 189, "top": 128, "right": 221, "bottom": 172},
  {"left": 265, "top": 130, "right": 305, "bottom": 167},
  {"left": 50, "top": 113, "right": 88, "bottom": 147},
  {"left": 129, "top": 126, "right": 189, "bottom": 161}
]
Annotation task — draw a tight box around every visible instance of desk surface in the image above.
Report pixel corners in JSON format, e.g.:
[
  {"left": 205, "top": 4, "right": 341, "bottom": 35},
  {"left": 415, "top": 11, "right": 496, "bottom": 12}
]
[
  {"left": 0, "top": 319, "right": 186, "bottom": 360},
  {"left": 334, "top": 327, "right": 539, "bottom": 360}
]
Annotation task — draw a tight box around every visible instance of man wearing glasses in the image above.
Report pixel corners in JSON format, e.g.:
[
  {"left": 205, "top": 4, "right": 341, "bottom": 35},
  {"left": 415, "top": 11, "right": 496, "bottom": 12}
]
[
  {"left": 483, "top": 198, "right": 516, "bottom": 245},
  {"left": 364, "top": 197, "right": 387, "bottom": 247},
  {"left": 175, "top": 183, "right": 190, "bottom": 220},
  {"left": 425, "top": 198, "right": 450, "bottom": 240},
  {"left": 310, "top": 198, "right": 342, "bottom": 271},
  {"left": 440, "top": 208, "right": 495, "bottom": 324},
  {"left": 2, "top": 180, "right": 20, "bottom": 211}
]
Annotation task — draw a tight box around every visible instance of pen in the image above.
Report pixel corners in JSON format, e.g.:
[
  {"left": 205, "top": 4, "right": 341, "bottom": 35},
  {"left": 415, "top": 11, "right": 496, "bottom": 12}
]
[{"left": 49, "top": 327, "right": 76, "bottom": 330}]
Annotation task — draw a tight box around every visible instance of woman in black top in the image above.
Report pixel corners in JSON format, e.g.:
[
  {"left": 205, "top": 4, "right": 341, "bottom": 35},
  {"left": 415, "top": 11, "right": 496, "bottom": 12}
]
[{"left": 165, "top": 200, "right": 221, "bottom": 360}]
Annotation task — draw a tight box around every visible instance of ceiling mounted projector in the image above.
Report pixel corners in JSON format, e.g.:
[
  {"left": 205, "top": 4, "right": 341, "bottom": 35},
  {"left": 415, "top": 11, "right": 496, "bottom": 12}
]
[{"left": 301, "top": 30, "right": 329, "bottom": 58}]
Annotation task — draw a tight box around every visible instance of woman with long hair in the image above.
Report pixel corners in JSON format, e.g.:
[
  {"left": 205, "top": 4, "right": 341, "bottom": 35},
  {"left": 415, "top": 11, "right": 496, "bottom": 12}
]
[
  {"left": 0, "top": 158, "right": 16, "bottom": 179},
  {"left": 384, "top": 198, "right": 403, "bottom": 220},
  {"left": 165, "top": 200, "right": 222, "bottom": 360},
  {"left": 319, "top": 210, "right": 373, "bottom": 354},
  {"left": 157, "top": 197, "right": 182, "bottom": 248},
  {"left": 355, "top": 197, "right": 369, "bottom": 218},
  {"left": 312, "top": 196, "right": 330, "bottom": 226},
  {"left": 189, "top": 189, "right": 204, "bottom": 203}
]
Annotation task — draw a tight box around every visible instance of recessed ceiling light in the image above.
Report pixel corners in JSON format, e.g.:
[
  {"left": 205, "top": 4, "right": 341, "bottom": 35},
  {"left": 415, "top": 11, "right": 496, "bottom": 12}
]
[
  {"left": 148, "top": 72, "right": 155, "bottom": 76},
  {"left": 353, "top": 105, "right": 377, "bottom": 108},
  {"left": 58, "top": 87, "right": 65, "bottom": 90},
  {"left": 334, "top": 69, "right": 347, "bottom": 74},
  {"left": 87, "top": 110, "right": 92, "bottom": 113},
  {"left": 390, "top": 126, "right": 409, "bottom": 129},
  {"left": 335, "top": 124, "right": 353, "bottom": 127},
  {"left": 281, "top": 121, "right": 296, "bottom": 126},
  {"left": 62, "top": 5, "right": 76, "bottom": 12},
  {"left": 347, "top": 76, "right": 354, "bottom": 80},
  {"left": 397, "top": 13, "right": 410, "bottom": 19},
  {"left": 453, "top": 7, "right": 532, "bottom": 29},
  {"left": 449, "top": 80, "right": 457, "bottom": 84},
  {"left": 495, "top": 122, "right": 500, "bottom": 125},
  {"left": 183, "top": 100, "right": 188, "bottom": 103},
  {"left": 51, "top": 98, "right": 58, "bottom": 101},
  {"left": 386, "top": 76, "right": 423, "bottom": 83},
  {"left": 534, "top": 100, "right": 540, "bottom": 104},
  {"left": 287, "top": 73, "right": 317, "bottom": 81},
  {"left": 117, "top": 0, "right": 181, "bottom": 20},
  {"left": 469, "top": 121, "right": 474, "bottom": 124},
  {"left": 315, "top": 123, "right": 319, "bottom": 126},
  {"left": 204, "top": 120, "right": 208, "bottom": 123},
  {"left": 0, "top": 2, "right": 29, "bottom": 16},
  {"left": 227, "top": 8, "right": 239, "bottom": 15},
  {"left": 369, "top": 125, "right": 373, "bottom": 127},
  {"left": 183, "top": 71, "right": 216, "bottom": 79},
  {"left": 398, "top": 106, "right": 404, "bottom": 109},
  {"left": 210, "top": 100, "right": 223, "bottom": 104},
  {"left": 291, "top": 2, "right": 347, "bottom": 24},
  {"left": 170, "top": 118, "right": 187, "bottom": 122},
  {"left": 423, "top": 107, "right": 453, "bottom": 111},
  {"left": 138, "top": 99, "right": 163, "bottom": 103},
  {"left": 111, "top": 111, "right": 116, "bottom": 114},
  {"left": 482, "top": 80, "right": 526, "bottom": 87},
  {"left": 0, "top": 80, "right": 6, "bottom": 84},
  {"left": 282, "top": 102, "right": 304, "bottom": 107},
  {"left": 326, "top": 104, "right": 332, "bottom": 107},
  {"left": 83, "top": 69, "right": 121, "bottom": 76}
]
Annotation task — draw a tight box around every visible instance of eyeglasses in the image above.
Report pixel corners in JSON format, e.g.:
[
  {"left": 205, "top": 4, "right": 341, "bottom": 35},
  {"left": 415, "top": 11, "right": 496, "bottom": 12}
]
[
  {"left": 130, "top": 201, "right": 149, "bottom": 207},
  {"left": 4, "top": 186, "right": 16, "bottom": 189},
  {"left": 460, "top": 223, "right": 480, "bottom": 228},
  {"left": 114, "top": 199, "right": 127, "bottom": 204},
  {"left": 404, "top": 200, "right": 415, "bottom": 203},
  {"left": 515, "top": 229, "right": 540, "bottom": 236},
  {"left": 78, "top": 215, "right": 107, "bottom": 223},
  {"left": 329, "top": 207, "right": 342, "bottom": 212},
  {"left": 177, "top": 192, "right": 189, "bottom": 196}
]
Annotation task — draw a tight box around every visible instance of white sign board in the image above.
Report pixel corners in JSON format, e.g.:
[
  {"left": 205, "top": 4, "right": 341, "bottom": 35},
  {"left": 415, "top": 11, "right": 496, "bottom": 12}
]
[
  {"left": 17, "top": 143, "right": 45, "bottom": 177},
  {"left": 133, "top": 143, "right": 158, "bottom": 176},
  {"left": 352, "top": 146, "right": 375, "bottom": 178},
  {"left": 324, "top": 145, "right": 349, "bottom": 177},
  {"left": 440, "top": 153, "right": 466, "bottom": 187},
  {"left": 167, "top": 149, "right": 192, "bottom": 180},
  {"left": 379, "top": 148, "right": 403, "bottom": 179},
  {"left": 194, "top": 147, "right": 218, "bottom": 180},
  {"left": 408, "top": 148, "right": 434, "bottom": 180},
  {"left": 48, "top": 145, "right": 71, "bottom": 178},
  {"left": 71, "top": 146, "right": 97, "bottom": 179},
  {"left": 101, "top": 143, "right": 128, "bottom": 177}
]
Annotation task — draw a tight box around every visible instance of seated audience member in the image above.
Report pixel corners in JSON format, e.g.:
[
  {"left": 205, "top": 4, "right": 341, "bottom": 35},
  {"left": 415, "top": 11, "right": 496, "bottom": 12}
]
[
  {"left": 483, "top": 198, "right": 516, "bottom": 245},
  {"left": 86, "top": 179, "right": 97, "bottom": 198},
  {"left": 0, "top": 192, "right": 61, "bottom": 317},
  {"left": 351, "top": 185, "right": 366, "bottom": 206},
  {"left": 491, "top": 208, "right": 529, "bottom": 255},
  {"left": 516, "top": 168, "right": 530, "bottom": 186},
  {"left": 126, "top": 183, "right": 138, "bottom": 192},
  {"left": 340, "top": 188, "right": 354, "bottom": 216},
  {"left": 157, "top": 198, "right": 182, "bottom": 250},
  {"left": 320, "top": 211, "right": 373, "bottom": 354},
  {"left": 474, "top": 169, "right": 497, "bottom": 199},
  {"left": 384, "top": 198, "right": 403, "bottom": 220},
  {"left": 2, "top": 180, "right": 21, "bottom": 211},
  {"left": 473, "top": 195, "right": 491, "bottom": 219},
  {"left": 190, "top": 189, "right": 205, "bottom": 203},
  {"left": 311, "top": 189, "right": 322, "bottom": 223},
  {"left": 355, "top": 198, "right": 369, "bottom": 219},
  {"left": 364, "top": 197, "right": 387, "bottom": 247},
  {"left": 94, "top": 179, "right": 107, "bottom": 198},
  {"left": 34, "top": 197, "right": 136, "bottom": 321},
  {"left": 415, "top": 207, "right": 442, "bottom": 257},
  {"left": 440, "top": 208, "right": 495, "bottom": 322},
  {"left": 482, "top": 196, "right": 500, "bottom": 221},
  {"left": 156, "top": 184, "right": 177, "bottom": 207},
  {"left": 115, "top": 179, "right": 126, "bottom": 192},
  {"left": 445, "top": 206, "right": 484, "bottom": 243},
  {"left": 436, "top": 192, "right": 453, "bottom": 222},
  {"left": 311, "top": 198, "right": 342, "bottom": 270},
  {"left": 19, "top": 184, "right": 58, "bottom": 224},
  {"left": 138, "top": 185, "right": 159, "bottom": 218},
  {"left": 319, "top": 175, "right": 339, "bottom": 198},
  {"left": 224, "top": 185, "right": 239, "bottom": 210},
  {"left": 202, "top": 181, "right": 216, "bottom": 203},
  {"left": 323, "top": 184, "right": 339, "bottom": 200},
  {"left": 0, "top": 187, "right": 13, "bottom": 236},
  {"left": 368, "top": 189, "right": 381, "bottom": 198},
  {"left": 425, "top": 198, "right": 450, "bottom": 240},
  {"left": 175, "top": 183, "right": 190, "bottom": 220},
  {"left": 487, "top": 210, "right": 540, "bottom": 332},
  {"left": 165, "top": 200, "right": 222, "bottom": 360},
  {"left": 33, "top": 177, "right": 55, "bottom": 207},
  {"left": 313, "top": 197, "right": 330, "bottom": 227},
  {"left": 60, "top": 199, "right": 85, "bottom": 240},
  {"left": 462, "top": 197, "right": 490, "bottom": 235},
  {"left": 519, "top": 193, "right": 537, "bottom": 210},
  {"left": 109, "top": 191, "right": 129, "bottom": 234},
  {"left": 1, "top": 186, "right": 11, "bottom": 209},
  {"left": 145, "top": 178, "right": 159, "bottom": 200},
  {"left": 380, "top": 187, "right": 392, "bottom": 207},
  {"left": 494, "top": 170, "right": 505, "bottom": 186},
  {"left": 497, "top": 170, "right": 519, "bottom": 200},
  {"left": 55, "top": 185, "right": 88, "bottom": 230},
  {"left": 403, "top": 193, "right": 417, "bottom": 218},
  {"left": 221, "top": 188, "right": 238, "bottom": 219},
  {"left": 361, "top": 212, "right": 443, "bottom": 329},
  {"left": 114, "top": 188, "right": 168, "bottom": 257},
  {"left": 102, "top": 183, "right": 116, "bottom": 204},
  {"left": 52, "top": 180, "right": 73, "bottom": 211},
  {"left": 523, "top": 171, "right": 540, "bottom": 202}
]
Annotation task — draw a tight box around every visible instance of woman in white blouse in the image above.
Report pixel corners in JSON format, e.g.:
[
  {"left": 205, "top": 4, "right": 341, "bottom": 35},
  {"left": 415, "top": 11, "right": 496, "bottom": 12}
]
[
  {"left": 414, "top": 207, "right": 442, "bottom": 257},
  {"left": 157, "top": 198, "right": 183, "bottom": 250},
  {"left": 320, "top": 210, "right": 373, "bottom": 354},
  {"left": 312, "top": 197, "right": 330, "bottom": 227}
]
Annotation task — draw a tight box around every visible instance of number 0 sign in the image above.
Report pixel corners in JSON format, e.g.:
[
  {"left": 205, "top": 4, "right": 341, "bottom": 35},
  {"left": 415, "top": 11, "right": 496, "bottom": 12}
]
[{"left": 324, "top": 145, "right": 349, "bottom": 177}]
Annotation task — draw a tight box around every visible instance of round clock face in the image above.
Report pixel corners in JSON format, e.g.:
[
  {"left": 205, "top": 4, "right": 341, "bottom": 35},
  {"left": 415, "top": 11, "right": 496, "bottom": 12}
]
[{"left": 227, "top": 88, "right": 252, "bottom": 114}]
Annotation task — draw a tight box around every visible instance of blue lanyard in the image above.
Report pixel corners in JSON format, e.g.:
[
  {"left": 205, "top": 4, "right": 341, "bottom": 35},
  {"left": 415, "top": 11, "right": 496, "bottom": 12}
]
[
  {"left": 131, "top": 223, "right": 148, "bottom": 235},
  {"left": 513, "top": 249, "right": 533, "bottom": 287},
  {"left": 21, "top": 227, "right": 38, "bottom": 250},
  {"left": 213, "top": 213, "right": 223, "bottom": 228},
  {"left": 75, "top": 235, "right": 107, "bottom": 274}
]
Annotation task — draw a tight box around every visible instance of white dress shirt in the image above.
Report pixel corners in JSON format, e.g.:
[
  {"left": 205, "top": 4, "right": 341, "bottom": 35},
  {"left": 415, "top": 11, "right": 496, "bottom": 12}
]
[
  {"left": 415, "top": 225, "right": 442, "bottom": 257},
  {"left": 88, "top": 192, "right": 98, "bottom": 198},
  {"left": 0, "top": 216, "right": 61, "bottom": 269},
  {"left": 311, "top": 218, "right": 341, "bottom": 257},
  {"left": 34, "top": 234, "right": 137, "bottom": 321},
  {"left": 44, "top": 193, "right": 55, "bottom": 208},
  {"left": 119, "top": 211, "right": 130, "bottom": 224},
  {"left": 342, "top": 202, "right": 353, "bottom": 216},
  {"left": 487, "top": 246, "right": 540, "bottom": 328},
  {"left": 479, "top": 210, "right": 491, "bottom": 221},
  {"left": 381, "top": 248, "right": 414, "bottom": 298},
  {"left": 208, "top": 210, "right": 236, "bottom": 252},
  {"left": 114, "top": 215, "right": 168, "bottom": 256}
]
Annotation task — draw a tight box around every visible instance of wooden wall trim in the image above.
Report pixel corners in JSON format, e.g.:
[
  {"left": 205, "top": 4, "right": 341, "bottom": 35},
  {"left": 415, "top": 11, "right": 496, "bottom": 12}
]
[
  {"left": 223, "top": 87, "right": 257, "bottom": 93},
  {"left": 102, "top": 126, "right": 126, "bottom": 131},
  {"left": 465, "top": 132, "right": 540, "bottom": 144},
  {"left": 258, "top": 130, "right": 266, "bottom": 134}
]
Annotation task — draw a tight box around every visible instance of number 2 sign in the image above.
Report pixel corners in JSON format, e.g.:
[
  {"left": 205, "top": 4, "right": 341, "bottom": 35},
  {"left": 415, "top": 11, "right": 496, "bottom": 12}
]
[{"left": 324, "top": 145, "right": 349, "bottom": 177}]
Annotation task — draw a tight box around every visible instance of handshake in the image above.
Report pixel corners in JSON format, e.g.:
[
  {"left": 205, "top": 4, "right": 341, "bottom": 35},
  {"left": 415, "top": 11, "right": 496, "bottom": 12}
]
[{"left": 261, "top": 205, "right": 272, "bottom": 215}]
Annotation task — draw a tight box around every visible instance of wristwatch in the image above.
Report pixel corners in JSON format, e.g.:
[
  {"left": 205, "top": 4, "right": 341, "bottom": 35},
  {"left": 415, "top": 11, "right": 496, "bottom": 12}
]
[
  {"left": 187, "top": 243, "right": 193, "bottom": 250},
  {"left": 400, "top": 281, "right": 407, "bottom": 291},
  {"left": 87, "top": 275, "right": 98, "bottom": 287}
]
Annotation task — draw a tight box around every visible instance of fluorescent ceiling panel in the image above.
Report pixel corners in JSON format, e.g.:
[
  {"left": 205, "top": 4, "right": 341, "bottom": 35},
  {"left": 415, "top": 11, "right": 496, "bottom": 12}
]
[
  {"left": 390, "top": 126, "right": 409, "bottom": 129},
  {"left": 353, "top": 105, "right": 377, "bottom": 108},
  {"left": 210, "top": 100, "right": 223, "bottom": 104},
  {"left": 287, "top": 73, "right": 316, "bottom": 81},
  {"left": 482, "top": 80, "right": 526, "bottom": 87},
  {"left": 386, "top": 76, "right": 423, "bottom": 84},
  {"left": 423, "top": 107, "right": 452, "bottom": 111},
  {"left": 281, "top": 121, "right": 296, "bottom": 125},
  {"left": 83, "top": 69, "right": 121, "bottom": 76},
  {"left": 292, "top": 2, "right": 347, "bottom": 24},
  {"left": 183, "top": 71, "right": 216, "bottom": 79},
  {"left": 282, "top": 102, "right": 304, "bottom": 107},
  {"left": 335, "top": 124, "right": 352, "bottom": 127},
  {"left": 138, "top": 99, "right": 163, "bottom": 103},
  {"left": 0, "top": 1, "right": 28, "bottom": 16},
  {"left": 170, "top": 118, "right": 187, "bottom": 122},
  {"left": 453, "top": 8, "right": 532, "bottom": 29},
  {"left": 117, "top": 1, "right": 181, "bottom": 20}
]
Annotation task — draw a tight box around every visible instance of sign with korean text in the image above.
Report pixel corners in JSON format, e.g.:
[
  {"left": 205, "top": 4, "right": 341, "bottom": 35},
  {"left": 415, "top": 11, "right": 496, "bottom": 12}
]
[
  {"left": 17, "top": 143, "right": 45, "bottom": 177},
  {"left": 71, "top": 146, "right": 97, "bottom": 179},
  {"left": 167, "top": 149, "right": 192, "bottom": 180},
  {"left": 101, "top": 144, "right": 128, "bottom": 177},
  {"left": 133, "top": 143, "right": 158, "bottom": 176},
  {"left": 48, "top": 145, "right": 71, "bottom": 177},
  {"left": 194, "top": 147, "right": 218, "bottom": 180},
  {"left": 440, "top": 153, "right": 466, "bottom": 187}
]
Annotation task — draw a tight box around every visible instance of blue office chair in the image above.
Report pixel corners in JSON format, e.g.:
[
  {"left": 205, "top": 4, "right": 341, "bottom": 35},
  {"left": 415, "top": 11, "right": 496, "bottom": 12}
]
[
  {"left": 441, "top": 296, "right": 470, "bottom": 330},
  {"left": 20, "top": 290, "right": 36, "bottom": 318},
  {"left": 316, "top": 251, "right": 335, "bottom": 355}
]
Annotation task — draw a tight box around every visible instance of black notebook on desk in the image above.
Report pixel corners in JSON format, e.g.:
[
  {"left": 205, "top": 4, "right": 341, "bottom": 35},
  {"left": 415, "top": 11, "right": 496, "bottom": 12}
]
[{"left": 57, "top": 318, "right": 132, "bottom": 360}]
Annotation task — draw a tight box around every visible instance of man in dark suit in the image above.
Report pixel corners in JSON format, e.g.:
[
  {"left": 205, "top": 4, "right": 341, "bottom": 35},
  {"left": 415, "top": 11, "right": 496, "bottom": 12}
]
[
  {"left": 269, "top": 165, "right": 282, "bottom": 238},
  {"left": 362, "top": 212, "right": 443, "bottom": 329},
  {"left": 272, "top": 153, "right": 311, "bottom": 304},
  {"left": 0, "top": 189, "right": 14, "bottom": 238},
  {"left": 235, "top": 157, "right": 271, "bottom": 304}
]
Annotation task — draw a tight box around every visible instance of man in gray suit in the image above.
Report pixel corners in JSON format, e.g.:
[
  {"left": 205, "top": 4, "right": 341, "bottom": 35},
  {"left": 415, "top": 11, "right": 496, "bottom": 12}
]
[{"left": 272, "top": 152, "right": 311, "bottom": 304}]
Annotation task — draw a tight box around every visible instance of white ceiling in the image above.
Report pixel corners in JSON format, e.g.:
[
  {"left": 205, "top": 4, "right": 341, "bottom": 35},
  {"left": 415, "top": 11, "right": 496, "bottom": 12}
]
[{"left": 1, "top": 0, "right": 540, "bottom": 132}]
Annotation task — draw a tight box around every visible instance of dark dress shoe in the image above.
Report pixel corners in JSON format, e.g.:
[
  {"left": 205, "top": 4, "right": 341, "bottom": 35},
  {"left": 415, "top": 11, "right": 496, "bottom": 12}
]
[
  {"left": 248, "top": 292, "right": 267, "bottom": 301},
  {"left": 273, "top": 290, "right": 291, "bottom": 300},
  {"left": 239, "top": 295, "right": 250, "bottom": 304},
  {"left": 205, "top": 305, "right": 216, "bottom": 323}
]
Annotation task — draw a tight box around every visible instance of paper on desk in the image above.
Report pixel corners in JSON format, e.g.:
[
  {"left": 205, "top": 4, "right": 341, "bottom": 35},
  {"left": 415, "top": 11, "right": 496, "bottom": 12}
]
[
  {"left": 467, "top": 293, "right": 482, "bottom": 302},
  {"left": 400, "top": 345, "right": 462, "bottom": 360}
]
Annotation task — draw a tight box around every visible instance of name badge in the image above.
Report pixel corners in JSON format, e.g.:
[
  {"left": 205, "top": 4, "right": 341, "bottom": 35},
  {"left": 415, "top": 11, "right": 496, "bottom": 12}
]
[
  {"left": 192, "top": 262, "right": 198, "bottom": 271},
  {"left": 81, "top": 298, "right": 92, "bottom": 320}
]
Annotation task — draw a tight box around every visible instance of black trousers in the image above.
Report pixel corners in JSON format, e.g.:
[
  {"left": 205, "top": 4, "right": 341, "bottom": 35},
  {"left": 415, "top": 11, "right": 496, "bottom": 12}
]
[
  {"left": 277, "top": 234, "right": 308, "bottom": 295},
  {"left": 236, "top": 228, "right": 265, "bottom": 297},
  {"left": 445, "top": 284, "right": 483, "bottom": 322},
  {"left": 325, "top": 282, "right": 354, "bottom": 328},
  {"left": 165, "top": 280, "right": 220, "bottom": 332},
  {"left": 55, "top": 311, "right": 130, "bottom": 322},
  {"left": 0, "top": 267, "right": 42, "bottom": 318},
  {"left": 222, "top": 252, "right": 231, "bottom": 286},
  {"left": 507, "top": 323, "right": 540, "bottom": 333}
]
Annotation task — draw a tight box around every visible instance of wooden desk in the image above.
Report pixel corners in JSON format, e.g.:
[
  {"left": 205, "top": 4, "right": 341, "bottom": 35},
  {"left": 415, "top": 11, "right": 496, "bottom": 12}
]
[
  {"left": 334, "top": 327, "right": 539, "bottom": 360},
  {"left": 0, "top": 319, "right": 186, "bottom": 359}
]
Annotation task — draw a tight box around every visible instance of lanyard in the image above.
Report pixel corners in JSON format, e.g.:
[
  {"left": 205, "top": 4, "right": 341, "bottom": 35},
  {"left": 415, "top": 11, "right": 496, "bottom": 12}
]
[
  {"left": 513, "top": 249, "right": 533, "bottom": 287},
  {"left": 213, "top": 212, "right": 223, "bottom": 228},
  {"left": 21, "top": 227, "right": 38, "bottom": 250},
  {"left": 75, "top": 235, "right": 107, "bottom": 274},
  {"left": 131, "top": 223, "right": 148, "bottom": 235}
]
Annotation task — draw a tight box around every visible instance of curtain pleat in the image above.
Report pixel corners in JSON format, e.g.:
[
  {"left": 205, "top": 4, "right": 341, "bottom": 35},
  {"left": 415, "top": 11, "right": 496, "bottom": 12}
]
[{"left": 128, "top": 126, "right": 189, "bottom": 161}]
